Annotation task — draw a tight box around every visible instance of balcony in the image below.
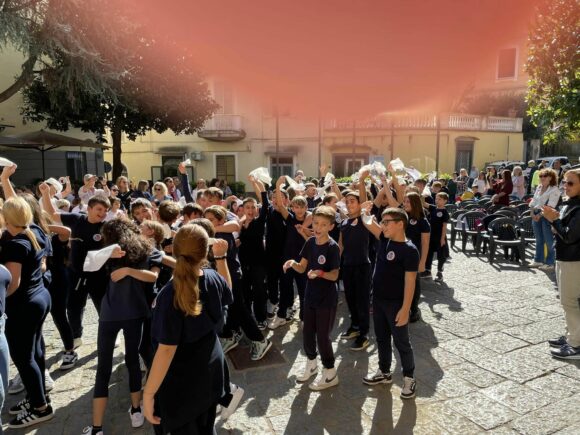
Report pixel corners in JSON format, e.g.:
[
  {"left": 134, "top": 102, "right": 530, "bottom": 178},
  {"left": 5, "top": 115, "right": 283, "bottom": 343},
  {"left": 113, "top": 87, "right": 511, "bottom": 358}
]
[
  {"left": 325, "top": 113, "right": 522, "bottom": 133},
  {"left": 198, "top": 114, "right": 246, "bottom": 142}
]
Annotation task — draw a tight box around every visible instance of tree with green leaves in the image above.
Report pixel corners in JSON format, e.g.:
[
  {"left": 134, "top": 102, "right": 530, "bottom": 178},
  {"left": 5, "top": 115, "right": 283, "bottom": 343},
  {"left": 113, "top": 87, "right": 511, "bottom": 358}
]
[
  {"left": 0, "top": 0, "right": 132, "bottom": 104},
  {"left": 21, "top": 37, "right": 219, "bottom": 180},
  {"left": 526, "top": 0, "right": 580, "bottom": 144}
]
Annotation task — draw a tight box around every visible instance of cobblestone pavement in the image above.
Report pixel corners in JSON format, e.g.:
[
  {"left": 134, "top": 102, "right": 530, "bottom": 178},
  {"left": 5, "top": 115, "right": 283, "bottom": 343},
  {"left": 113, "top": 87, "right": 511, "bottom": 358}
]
[{"left": 4, "top": 246, "right": 580, "bottom": 434}]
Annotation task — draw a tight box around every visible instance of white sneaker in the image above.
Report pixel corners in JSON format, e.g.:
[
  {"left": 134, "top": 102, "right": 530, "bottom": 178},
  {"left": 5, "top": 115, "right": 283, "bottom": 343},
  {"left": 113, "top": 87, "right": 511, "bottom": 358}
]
[
  {"left": 539, "top": 264, "right": 555, "bottom": 272},
  {"left": 82, "top": 426, "right": 103, "bottom": 435},
  {"left": 268, "top": 316, "right": 287, "bottom": 330},
  {"left": 45, "top": 370, "right": 55, "bottom": 392},
  {"left": 221, "top": 384, "right": 244, "bottom": 420},
  {"left": 296, "top": 358, "right": 318, "bottom": 383},
  {"left": 129, "top": 407, "right": 145, "bottom": 428},
  {"left": 8, "top": 374, "right": 24, "bottom": 394},
  {"left": 400, "top": 376, "right": 417, "bottom": 399},
  {"left": 250, "top": 339, "right": 272, "bottom": 361},
  {"left": 220, "top": 335, "right": 240, "bottom": 354},
  {"left": 528, "top": 262, "right": 543, "bottom": 268},
  {"left": 309, "top": 367, "right": 339, "bottom": 391},
  {"left": 60, "top": 351, "right": 79, "bottom": 370}
]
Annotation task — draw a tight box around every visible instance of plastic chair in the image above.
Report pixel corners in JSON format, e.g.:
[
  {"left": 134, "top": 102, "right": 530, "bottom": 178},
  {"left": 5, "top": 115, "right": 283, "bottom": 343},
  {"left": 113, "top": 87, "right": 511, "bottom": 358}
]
[
  {"left": 475, "top": 214, "right": 502, "bottom": 254},
  {"left": 450, "top": 210, "right": 465, "bottom": 247},
  {"left": 517, "top": 216, "right": 536, "bottom": 245},
  {"left": 488, "top": 218, "right": 526, "bottom": 265},
  {"left": 460, "top": 211, "right": 487, "bottom": 252},
  {"left": 464, "top": 203, "right": 484, "bottom": 211},
  {"left": 445, "top": 204, "right": 458, "bottom": 214},
  {"left": 495, "top": 208, "right": 519, "bottom": 220},
  {"left": 522, "top": 194, "right": 534, "bottom": 202},
  {"left": 519, "top": 209, "right": 532, "bottom": 219}
]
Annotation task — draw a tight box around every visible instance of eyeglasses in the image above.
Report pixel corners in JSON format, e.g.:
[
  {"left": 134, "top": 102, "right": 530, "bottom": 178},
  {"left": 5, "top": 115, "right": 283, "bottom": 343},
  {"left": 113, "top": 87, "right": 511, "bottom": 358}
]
[
  {"left": 154, "top": 187, "right": 162, "bottom": 191},
  {"left": 111, "top": 189, "right": 119, "bottom": 192},
  {"left": 565, "top": 181, "right": 577, "bottom": 186},
  {"left": 380, "top": 219, "right": 403, "bottom": 226}
]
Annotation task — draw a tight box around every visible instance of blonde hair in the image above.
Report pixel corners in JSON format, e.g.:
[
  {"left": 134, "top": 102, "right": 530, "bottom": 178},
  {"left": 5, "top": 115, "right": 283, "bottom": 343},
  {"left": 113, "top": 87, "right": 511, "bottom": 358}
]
[
  {"left": 153, "top": 182, "right": 168, "bottom": 197},
  {"left": 512, "top": 166, "right": 523, "bottom": 177},
  {"left": 2, "top": 196, "right": 41, "bottom": 251},
  {"left": 172, "top": 224, "right": 208, "bottom": 316},
  {"left": 141, "top": 220, "right": 165, "bottom": 246}
]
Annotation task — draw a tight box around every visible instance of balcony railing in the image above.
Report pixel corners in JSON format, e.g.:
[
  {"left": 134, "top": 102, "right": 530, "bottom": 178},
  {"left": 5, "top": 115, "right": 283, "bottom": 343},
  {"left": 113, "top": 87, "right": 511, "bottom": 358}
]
[
  {"left": 198, "top": 114, "right": 246, "bottom": 142},
  {"left": 325, "top": 113, "right": 522, "bottom": 133}
]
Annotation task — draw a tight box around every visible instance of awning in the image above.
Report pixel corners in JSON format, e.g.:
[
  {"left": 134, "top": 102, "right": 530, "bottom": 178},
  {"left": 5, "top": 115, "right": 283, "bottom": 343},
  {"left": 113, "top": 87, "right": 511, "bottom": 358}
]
[{"left": 0, "top": 130, "right": 108, "bottom": 178}]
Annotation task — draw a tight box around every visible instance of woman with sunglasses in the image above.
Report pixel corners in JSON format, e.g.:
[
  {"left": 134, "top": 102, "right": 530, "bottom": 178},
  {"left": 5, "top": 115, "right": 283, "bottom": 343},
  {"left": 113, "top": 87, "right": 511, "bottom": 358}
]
[
  {"left": 529, "top": 168, "right": 561, "bottom": 271},
  {"left": 542, "top": 169, "right": 580, "bottom": 359},
  {"left": 152, "top": 182, "right": 171, "bottom": 206}
]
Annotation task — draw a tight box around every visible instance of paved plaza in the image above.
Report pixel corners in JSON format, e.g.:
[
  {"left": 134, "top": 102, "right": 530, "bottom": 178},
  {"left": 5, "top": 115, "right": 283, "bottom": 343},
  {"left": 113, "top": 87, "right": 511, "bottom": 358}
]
[{"left": 4, "top": 247, "right": 580, "bottom": 435}]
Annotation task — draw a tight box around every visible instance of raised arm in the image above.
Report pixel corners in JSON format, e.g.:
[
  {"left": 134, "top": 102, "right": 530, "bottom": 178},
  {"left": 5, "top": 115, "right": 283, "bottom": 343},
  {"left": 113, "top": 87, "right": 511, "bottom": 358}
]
[
  {"left": 0, "top": 164, "right": 18, "bottom": 200},
  {"left": 60, "top": 176, "right": 72, "bottom": 198},
  {"left": 178, "top": 162, "right": 194, "bottom": 203},
  {"left": 275, "top": 176, "right": 289, "bottom": 219},
  {"left": 39, "top": 182, "right": 62, "bottom": 224},
  {"left": 358, "top": 169, "right": 370, "bottom": 202},
  {"left": 215, "top": 219, "right": 241, "bottom": 233},
  {"left": 48, "top": 224, "right": 71, "bottom": 242},
  {"left": 361, "top": 201, "right": 382, "bottom": 240}
]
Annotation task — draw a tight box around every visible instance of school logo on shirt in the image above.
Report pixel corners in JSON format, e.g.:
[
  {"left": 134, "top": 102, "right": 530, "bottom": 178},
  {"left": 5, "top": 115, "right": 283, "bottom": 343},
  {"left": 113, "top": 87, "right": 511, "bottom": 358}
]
[
  {"left": 351, "top": 218, "right": 358, "bottom": 226},
  {"left": 436, "top": 212, "right": 443, "bottom": 218},
  {"left": 93, "top": 234, "right": 102, "bottom": 242},
  {"left": 387, "top": 250, "right": 395, "bottom": 261},
  {"left": 318, "top": 255, "right": 326, "bottom": 265},
  {"left": 409, "top": 219, "right": 417, "bottom": 225}
]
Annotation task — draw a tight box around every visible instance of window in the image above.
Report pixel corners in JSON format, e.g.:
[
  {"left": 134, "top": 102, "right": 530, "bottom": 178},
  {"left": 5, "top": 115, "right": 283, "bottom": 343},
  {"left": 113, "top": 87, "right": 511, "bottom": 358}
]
[
  {"left": 270, "top": 156, "right": 294, "bottom": 179},
  {"left": 161, "top": 156, "right": 182, "bottom": 179},
  {"left": 66, "top": 151, "right": 87, "bottom": 183},
  {"left": 497, "top": 47, "right": 517, "bottom": 80},
  {"left": 216, "top": 155, "right": 236, "bottom": 183},
  {"left": 214, "top": 81, "right": 234, "bottom": 114}
]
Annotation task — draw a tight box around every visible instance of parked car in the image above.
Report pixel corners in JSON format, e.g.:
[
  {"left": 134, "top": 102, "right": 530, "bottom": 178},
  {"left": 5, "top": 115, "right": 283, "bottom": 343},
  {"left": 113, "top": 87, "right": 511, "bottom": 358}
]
[
  {"left": 485, "top": 160, "right": 525, "bottom": 172},
  {"left": 535, "top": 156, "right": 571, "bottom": 170}
]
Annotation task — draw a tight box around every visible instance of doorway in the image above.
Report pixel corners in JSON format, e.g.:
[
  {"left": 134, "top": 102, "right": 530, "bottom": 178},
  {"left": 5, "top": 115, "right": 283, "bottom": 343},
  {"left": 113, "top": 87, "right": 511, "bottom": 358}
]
[{"left": 455, "top": 140, "right": 474, "bottom": 172}]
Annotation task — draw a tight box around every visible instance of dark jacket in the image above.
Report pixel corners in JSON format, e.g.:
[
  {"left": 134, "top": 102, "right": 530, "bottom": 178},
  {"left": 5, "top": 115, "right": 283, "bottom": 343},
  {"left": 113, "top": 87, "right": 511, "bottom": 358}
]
[{"left": 551, "top": 196, "right": 580, "bottom": 261}]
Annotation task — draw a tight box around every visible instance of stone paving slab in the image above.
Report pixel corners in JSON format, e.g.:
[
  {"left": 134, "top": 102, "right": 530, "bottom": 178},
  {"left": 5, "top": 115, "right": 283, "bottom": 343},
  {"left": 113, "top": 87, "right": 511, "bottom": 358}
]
[{"left": 2, "top": 245, "right": 580, "bottom": 434}]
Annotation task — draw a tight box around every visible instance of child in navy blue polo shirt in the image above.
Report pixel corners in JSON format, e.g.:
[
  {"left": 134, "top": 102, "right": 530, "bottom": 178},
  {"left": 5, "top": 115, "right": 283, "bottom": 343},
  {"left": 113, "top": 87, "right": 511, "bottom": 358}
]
[
  {"left": 425, "top": 192, "right": 450, "bottom": 282},
  {"left": 283, "top": 206, "right": 341, "bottom": 391},
  {"left": 361, "top": 206, "right": 419, "bottom": 400},
  {"left": 270, "top": 176, "right": 312, "bottom": 329}
]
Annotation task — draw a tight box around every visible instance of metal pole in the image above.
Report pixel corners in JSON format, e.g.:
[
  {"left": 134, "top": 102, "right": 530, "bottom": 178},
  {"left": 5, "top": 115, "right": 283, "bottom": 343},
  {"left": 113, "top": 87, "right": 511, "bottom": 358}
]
[
  {"left": 435, "top": 114, "right": 441, "bottom": 174},
  {"left": 318, "top": 117, "right": 322, "bottom": 178},
  {"left": 390, "top": 118, "right": 395, "bottom": 161},
  {"left": 275, "top": 106, "right": 279, "bottom": 178},
  {"left": 352, "top": 120, "right": 356, "bottom": 174}
]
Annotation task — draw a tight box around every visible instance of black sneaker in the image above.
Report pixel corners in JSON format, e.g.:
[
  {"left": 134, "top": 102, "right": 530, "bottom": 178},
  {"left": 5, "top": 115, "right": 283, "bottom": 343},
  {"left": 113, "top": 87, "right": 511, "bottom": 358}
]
[
  {"left": 10, "top": 395, "right": 51, "bottom": 415},
  {"left": 363, "top": 369, "right": 392, "bottom": 385},
  {"left": 551, "top": 344, "right": 580, "bottom": 360},
  {"left": 340, "top": 327, "right": 360, "bottom": 340},
  {"left": 548, "top": 336, "right": 567, "bottom": 348},
  {"left": 8, "top": 405, "right": 54, "bottom": 428},
  {"left": 419, "top": 271, "right": 432, "bottom": 279},
  {"left": 256, "top": 321, "right": 268, "bottom": 331},
  {"left": 350, "top": 336, "right": 370, "bottom": 351},
  {"left": 434, "top": 272, "right": 443, "bottom": 282},
  {"left": 400, "top": 376, "right": 417, "bottom": 399},
  {"left": 409, "top": 309, "right": 422, "bottom": 323}
]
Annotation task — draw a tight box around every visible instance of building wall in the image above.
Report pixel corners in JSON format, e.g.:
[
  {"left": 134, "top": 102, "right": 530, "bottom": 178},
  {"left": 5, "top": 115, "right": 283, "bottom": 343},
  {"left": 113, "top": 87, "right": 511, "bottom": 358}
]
[{"left": 323, "top": 129, "right": 524, "bottom": 176}]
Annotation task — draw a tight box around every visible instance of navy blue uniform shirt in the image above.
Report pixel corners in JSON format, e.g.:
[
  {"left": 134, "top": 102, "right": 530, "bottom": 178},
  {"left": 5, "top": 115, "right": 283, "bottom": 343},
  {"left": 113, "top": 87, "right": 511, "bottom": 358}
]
[
  {"left": 340, "top": 216, "right": 371, "bottom": 266},
  {"left": 300, "top": 237, "right": 341, "bottom": 308}
]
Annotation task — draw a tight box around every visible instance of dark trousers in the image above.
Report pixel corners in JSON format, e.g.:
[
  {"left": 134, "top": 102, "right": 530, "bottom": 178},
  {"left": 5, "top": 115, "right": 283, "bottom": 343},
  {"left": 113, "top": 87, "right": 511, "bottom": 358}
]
[
  {"left": 266, "top": 255, "right": 284, "bottom": 305},
  {"left": 171, "top": 405, "right": 217, "bottom": 435},
  {"left": 278, "top": 268, "right": 307, "bottom": 320},
  {"left": 242, "top": 263, "right": 268, "bottom": 323},
  {"left": 373, "top": 299, "right": 415, "bottom": 377},
  {"left": 425, "top": 243, "right": 446, "bottom": 273},
  {"left": 222, "top": 278, "right": 263, "bottom": 342},
  {"left": 5, "top": 290, "right": 51, "bottom": 408},
  {"left": 48, "top": 269, "right": 74, "bottom": 351},
  {"left": 342, "top": 264, "right": 371, "bottom": 336},
  {"left": 94, "top": 318, "right": 144, "bottom": 398},
  {"left": 139, "top": 317, "right": 153, "bottom": 370},
  {"left": 67, "top": 269, "right": 107, "bottom": 339},
  {"left": 303, "top": 304, "right": 337, "bottom": 369},
  {"left": 410, "top": 275, "right": 421, "bottom": 315}
]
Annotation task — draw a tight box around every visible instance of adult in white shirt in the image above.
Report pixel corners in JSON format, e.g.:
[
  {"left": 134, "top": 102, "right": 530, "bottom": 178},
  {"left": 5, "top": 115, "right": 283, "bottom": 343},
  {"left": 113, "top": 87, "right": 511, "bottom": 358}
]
[{"left": 79, "top": 174, "right": 109, "bottom": 204}]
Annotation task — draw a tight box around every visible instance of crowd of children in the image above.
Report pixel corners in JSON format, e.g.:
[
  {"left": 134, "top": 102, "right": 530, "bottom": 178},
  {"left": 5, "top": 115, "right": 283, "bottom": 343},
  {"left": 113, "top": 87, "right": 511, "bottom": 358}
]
[{"left": 0, "top": 159, "right": 451, "bottom": 433}]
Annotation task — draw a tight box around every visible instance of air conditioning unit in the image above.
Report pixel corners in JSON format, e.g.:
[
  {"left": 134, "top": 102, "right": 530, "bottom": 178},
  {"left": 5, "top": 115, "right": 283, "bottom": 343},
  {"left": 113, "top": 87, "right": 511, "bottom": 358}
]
[{"left": 190, "top": 151, "right": 204, "bottom": 161}]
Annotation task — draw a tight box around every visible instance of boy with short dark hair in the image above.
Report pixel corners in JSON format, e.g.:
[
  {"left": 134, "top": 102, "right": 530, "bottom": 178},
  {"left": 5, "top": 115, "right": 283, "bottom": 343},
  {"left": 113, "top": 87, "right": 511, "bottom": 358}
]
[
  {"left": 130, "top": 198, "right": 154, "bottom": 224},
  {"left": 181, "top": 203, "right": 203, "bottom": 224},
  {"left": 304, "top": 182, "right": 321, "bottom": 209},
  {"left": 270, "top": 176, "right": 312, "bottom": 329},
  {"left": 425, "top": 192, "right": 450, "bottom": 282},
  {"left": 361, "top": 206, "right": 419, "bottom": 400},
  {"left": 284, "top": 206, "right": 341, "bottom": 390}
]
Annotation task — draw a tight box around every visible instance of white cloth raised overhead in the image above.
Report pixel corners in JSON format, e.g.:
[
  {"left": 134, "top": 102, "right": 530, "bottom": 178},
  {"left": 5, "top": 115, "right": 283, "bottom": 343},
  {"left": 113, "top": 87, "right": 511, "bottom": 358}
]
[
  {"left": 250, "top": 167, "right": 272, "bottom": 186},
  {"left": 0, "top": 157, "right": 15, "bottom": 167},
  {"left": 83, "top": 244, "right": 121, "bottom": 272}
]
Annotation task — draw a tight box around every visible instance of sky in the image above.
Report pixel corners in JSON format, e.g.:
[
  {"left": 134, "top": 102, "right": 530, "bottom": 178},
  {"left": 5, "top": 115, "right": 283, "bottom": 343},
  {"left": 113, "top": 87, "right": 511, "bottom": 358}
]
[{"left": 118, "top": 0, "right": 539, "bottom": 119}]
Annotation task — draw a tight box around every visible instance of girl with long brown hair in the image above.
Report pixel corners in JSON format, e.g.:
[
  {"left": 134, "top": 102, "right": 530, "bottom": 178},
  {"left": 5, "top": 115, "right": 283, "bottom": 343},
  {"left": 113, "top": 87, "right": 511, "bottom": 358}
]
[{"left": 143, "top": 224, "right": 233, "bottom": 434}]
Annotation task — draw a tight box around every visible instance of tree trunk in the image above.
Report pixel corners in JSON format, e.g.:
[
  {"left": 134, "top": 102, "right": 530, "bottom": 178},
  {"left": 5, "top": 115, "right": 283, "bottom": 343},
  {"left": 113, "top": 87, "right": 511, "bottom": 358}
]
[
  {"left": 111, "top": 124, "right": 123, "bottom": 182},
  {"left": 0, "top": 54, "right": 38, "bottom": 104}
]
